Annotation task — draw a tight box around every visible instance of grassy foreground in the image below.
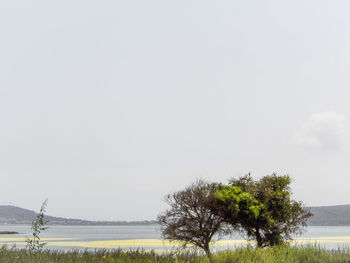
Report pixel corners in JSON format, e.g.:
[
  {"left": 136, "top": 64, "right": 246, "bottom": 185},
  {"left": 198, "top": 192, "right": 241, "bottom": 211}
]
[{"left": 1, "top": 245, "right": 350, "bottom": 263}]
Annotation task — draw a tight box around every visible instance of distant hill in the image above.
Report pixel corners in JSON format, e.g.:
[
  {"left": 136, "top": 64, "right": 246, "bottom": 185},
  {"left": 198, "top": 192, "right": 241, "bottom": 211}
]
[
  {"left": 0, "top": 205, "right": 157, "bottom": 225},
  {"left": 1, "top": 204, "right": 350, "bottom": 226},
  {"left": 309, "top": 204, "right": 350, "bottom": 226}
]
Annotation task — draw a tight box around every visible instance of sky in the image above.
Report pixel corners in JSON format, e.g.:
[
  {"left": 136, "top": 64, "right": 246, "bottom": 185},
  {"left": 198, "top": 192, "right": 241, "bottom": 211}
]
[{"left": 1, "top": 0, "right": 350, "bottom": 221}]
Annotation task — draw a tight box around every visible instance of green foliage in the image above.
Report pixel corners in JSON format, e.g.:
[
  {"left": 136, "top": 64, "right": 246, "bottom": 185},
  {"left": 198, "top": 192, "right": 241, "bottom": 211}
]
[
  {"left": 211, "top": 184, "right": 262, "bottom": 229},
  {"left": 26, "top": 199, "right": 49, "bottom": 252},
  {"left": 228, "top": 173, "right": 313, "bottom": 247}
]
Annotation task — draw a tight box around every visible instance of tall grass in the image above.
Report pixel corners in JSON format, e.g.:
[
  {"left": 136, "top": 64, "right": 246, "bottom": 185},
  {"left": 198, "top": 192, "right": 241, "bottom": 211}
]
[
  {"left": 214, "top": 245, "right": 350, "bottom": 263},
  {"left": 0, "top": 245, "right": 350, "bottom": 263}
]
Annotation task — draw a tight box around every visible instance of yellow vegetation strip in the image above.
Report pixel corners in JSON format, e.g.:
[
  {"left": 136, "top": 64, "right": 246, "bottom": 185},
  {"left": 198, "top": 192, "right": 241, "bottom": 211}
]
[
  {"left": 2, "top": 237, "right": 350, "bottom": 249},
  {"left": 48, "top": 239, "right": 186, "bottom": 248}
]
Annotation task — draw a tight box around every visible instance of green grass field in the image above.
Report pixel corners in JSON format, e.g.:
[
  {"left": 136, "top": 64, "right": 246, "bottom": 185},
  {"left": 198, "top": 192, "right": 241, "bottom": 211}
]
[{"left": 1, "top": 245, "right": 350, "bottom": 263}]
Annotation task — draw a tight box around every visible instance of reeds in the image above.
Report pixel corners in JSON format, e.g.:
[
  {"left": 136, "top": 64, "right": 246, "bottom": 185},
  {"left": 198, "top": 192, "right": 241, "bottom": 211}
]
[{"left": 0, "top": 245, "right": 349, "bottom": 263}]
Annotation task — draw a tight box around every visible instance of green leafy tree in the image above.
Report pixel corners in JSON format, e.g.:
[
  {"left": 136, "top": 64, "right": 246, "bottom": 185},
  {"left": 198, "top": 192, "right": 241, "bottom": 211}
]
[
  {"left": 229, "top": 174, "right": 313, "bottom": 247},
  {"left": 158, "top": 180, "right": 225, "bottom": 259},
  {"left": 26, "top": 199, "right": 49, "bottom": 252},
  {"left": 210, "top": 184, "right": 262, "bottom": 232}
]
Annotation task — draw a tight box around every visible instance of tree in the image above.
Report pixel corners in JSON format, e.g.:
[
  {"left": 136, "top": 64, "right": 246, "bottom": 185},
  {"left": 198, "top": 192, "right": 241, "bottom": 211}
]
[
  {"left": 26, "top": 199, "right": 49, "bottom": 252},
  {"left": 228, "top": 173, "right": 313, "bottom": 247},
  {"left": 157, "top": 180, "right": 225, "bottom": 259},
  {"left": 209, "top": 184, "right": 262, "bottom": 234}
]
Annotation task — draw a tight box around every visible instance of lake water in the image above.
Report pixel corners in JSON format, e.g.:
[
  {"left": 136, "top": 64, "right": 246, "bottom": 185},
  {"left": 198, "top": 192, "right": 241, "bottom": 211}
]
[{"left": 0, "top": 225, "right": 350, "bottom": 251}]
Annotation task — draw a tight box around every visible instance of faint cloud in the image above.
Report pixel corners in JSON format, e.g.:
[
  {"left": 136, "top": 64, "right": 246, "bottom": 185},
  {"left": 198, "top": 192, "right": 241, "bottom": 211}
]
[{"left": 295, "top": 111, "right": 347, "bottom": 151}]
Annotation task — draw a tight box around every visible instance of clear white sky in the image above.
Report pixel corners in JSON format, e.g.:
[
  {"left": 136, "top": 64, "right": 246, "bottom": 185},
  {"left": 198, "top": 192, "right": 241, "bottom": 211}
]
[{"left": 1, "top": 0, "right": 350, "bottom": 221}]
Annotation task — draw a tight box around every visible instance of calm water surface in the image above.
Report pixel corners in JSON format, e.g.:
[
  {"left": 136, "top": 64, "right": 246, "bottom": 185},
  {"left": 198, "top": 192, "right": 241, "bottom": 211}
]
[{"left": 0, "top": 225, "right": 349, "bottom": 250}]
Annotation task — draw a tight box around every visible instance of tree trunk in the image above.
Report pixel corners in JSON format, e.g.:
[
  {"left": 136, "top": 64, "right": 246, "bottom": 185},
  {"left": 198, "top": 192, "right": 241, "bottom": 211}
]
[
  {"left": 204, "top": 244, "right": 212, "bottom": 262},
  {"left": 255, "top": 228, "right": 263, "bottom": 248}
]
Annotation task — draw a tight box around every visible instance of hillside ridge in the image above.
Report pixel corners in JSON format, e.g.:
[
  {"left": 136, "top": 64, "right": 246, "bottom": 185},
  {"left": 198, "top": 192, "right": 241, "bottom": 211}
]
[
  {"left": 308, "top": 204, "right": 350, "bottom": 226},
  {"left": 0, "top": 204, "right": 349, "bottom": 226},
  {"left": 0, "top": 205, "right": 157, "bottom": 225}
]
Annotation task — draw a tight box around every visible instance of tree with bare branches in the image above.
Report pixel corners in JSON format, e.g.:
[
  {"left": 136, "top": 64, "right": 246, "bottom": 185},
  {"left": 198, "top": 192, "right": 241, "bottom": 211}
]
[{"left": 157, "top": 180, "right": 225, "bottom": 259}]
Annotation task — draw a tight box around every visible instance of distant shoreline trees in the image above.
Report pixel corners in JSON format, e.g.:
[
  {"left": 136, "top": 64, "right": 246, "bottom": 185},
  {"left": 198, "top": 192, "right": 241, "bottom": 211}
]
[{"left": 158, "top": 173, "right": 312, "bottom": 257}]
